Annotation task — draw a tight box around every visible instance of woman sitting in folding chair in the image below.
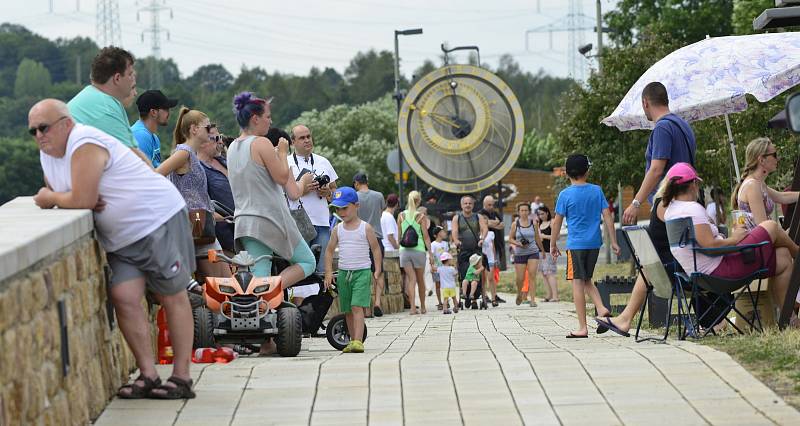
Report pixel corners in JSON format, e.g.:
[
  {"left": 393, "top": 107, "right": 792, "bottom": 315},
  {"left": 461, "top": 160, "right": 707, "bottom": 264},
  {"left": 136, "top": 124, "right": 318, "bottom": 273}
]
[{"left": 663, "top": 163, "right": 796, "bottom": 320}]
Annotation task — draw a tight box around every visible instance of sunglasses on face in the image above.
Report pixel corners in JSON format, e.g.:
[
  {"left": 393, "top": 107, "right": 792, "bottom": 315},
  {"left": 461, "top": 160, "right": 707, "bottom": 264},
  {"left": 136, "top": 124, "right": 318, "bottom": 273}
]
[
  {"left": 763, "top": 152, "right": 778, "bottom": 159},
  {"left": 198, "top": 123, "right": 216, "bottom": 132},
  {"left": 208, "top": 135, "right": 222, "bottom": 143},
  {"left": 29, "top": 116, "right": 67, "bottom": 136}
]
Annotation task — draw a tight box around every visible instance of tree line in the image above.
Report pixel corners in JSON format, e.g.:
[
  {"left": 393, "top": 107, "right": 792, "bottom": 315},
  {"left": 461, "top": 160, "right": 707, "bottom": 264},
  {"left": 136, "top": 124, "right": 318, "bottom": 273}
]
[{"left": 0, "top": 22, "right": 572, "bottom": 204}]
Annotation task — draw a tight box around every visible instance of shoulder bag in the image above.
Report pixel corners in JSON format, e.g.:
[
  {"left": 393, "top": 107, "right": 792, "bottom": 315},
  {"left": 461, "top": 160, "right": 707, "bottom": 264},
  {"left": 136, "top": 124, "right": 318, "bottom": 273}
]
[{"left": 286, "top": 194, "right": 317, "bottom": 243}]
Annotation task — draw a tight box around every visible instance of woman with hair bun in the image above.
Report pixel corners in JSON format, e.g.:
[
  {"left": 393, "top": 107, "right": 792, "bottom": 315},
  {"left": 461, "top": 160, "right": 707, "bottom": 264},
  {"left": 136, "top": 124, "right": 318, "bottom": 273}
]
[
  {"left": 156, "top": 107, "right": 230, "bottom": 280},
  {"left": 226, "top": 92, "right": 316, "bottom": 305}
]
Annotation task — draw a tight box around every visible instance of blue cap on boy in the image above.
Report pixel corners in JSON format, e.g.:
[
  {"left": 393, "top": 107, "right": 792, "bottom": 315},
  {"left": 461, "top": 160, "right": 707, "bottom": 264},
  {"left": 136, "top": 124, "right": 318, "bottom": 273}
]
[{"left": 330, "top": 186, "right": 359, "bottom": 207}]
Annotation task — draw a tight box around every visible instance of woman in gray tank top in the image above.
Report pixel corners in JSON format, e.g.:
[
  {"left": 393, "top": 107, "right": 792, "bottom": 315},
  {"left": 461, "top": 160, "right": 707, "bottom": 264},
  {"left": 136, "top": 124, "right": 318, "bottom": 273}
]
[
  {"left": 226, "top": 92, "right": 316, "bottom": 288},
  {"left": 508, "top": 202, "right": 545, "bottom": 307}
]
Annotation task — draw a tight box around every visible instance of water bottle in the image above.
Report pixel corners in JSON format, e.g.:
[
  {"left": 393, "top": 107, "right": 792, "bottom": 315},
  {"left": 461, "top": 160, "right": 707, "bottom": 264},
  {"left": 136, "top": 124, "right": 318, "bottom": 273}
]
[
  {"left": 192, "top": 348, "right": 216, "bottom": 363},
  {"left": 156, "top": 308, "right": 173, "bottom": 365},
  {"left": 213, "top": 347, "right": 239, "bottom": 363}
]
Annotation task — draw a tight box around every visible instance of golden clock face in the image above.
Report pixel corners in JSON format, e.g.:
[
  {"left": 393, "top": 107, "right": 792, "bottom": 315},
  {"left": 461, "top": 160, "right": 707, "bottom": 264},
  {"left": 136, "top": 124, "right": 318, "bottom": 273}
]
[{"left": 398, "top": 64, "right": 524, "bottom": 194}]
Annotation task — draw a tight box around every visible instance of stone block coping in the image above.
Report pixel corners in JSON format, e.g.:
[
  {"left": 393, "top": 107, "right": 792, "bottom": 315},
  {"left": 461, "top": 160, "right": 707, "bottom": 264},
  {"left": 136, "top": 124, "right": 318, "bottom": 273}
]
[{"left": 0, "top": 196, "right": 93, "bottom": 285}]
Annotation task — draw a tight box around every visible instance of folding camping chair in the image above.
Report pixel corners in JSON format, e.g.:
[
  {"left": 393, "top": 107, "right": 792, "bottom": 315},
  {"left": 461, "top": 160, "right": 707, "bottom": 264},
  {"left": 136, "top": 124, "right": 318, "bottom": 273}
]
[
  {"left": 622, "top": 226, "right": 693, "bottom": 342},
  {"left": 665, "top": 217, "right": 768, "bottom": 337}
]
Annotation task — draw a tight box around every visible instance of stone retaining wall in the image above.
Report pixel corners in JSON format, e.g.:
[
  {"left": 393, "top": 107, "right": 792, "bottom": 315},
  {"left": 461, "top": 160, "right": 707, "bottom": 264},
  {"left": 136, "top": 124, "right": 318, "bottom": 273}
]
[{"left": 0, "top": 198, "right": 144, "bottom": 425}]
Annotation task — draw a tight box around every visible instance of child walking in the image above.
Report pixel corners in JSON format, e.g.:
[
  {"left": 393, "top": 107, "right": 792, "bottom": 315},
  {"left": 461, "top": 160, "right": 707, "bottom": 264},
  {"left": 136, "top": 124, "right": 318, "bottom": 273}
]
[
  {"left": 430, "top": 226, "right": 449, "bottom": 310},
  {"left": 437, "top": 252, "right": 459, "bottom": 314},
  {"left": 550, "top": 154, "right": 620, "bottom": 338},
  {"left": 324, "top": 187, "right": 383, "bottom": 353},
  {"left": 481, "top": 230, "right": 498, "bottom": 306},
  {"left": 461, "top": 253, "right": 484, "bottom": 309}
]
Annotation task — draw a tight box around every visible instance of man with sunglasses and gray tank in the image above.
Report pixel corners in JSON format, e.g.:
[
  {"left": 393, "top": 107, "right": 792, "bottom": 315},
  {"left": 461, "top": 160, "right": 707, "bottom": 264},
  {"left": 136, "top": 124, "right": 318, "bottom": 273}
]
[
  {"left": 132, "top": 89, "right": 179, "bottom": 168},
  {"left": 30, "top": 98, "right": 197, "bottom": 399}
]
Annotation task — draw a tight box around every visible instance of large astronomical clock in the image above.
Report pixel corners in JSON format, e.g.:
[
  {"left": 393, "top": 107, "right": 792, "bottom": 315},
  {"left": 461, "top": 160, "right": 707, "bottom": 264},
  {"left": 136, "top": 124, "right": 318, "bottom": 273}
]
[{"left": 397, "top": 64, "right": 525, "bottom": 194}]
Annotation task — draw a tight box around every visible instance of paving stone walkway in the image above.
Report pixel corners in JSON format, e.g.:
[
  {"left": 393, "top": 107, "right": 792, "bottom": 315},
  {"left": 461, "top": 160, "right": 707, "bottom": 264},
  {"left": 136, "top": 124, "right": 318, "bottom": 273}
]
[{"left": 94, "top": 296, "right": 800, "bottom": 425}]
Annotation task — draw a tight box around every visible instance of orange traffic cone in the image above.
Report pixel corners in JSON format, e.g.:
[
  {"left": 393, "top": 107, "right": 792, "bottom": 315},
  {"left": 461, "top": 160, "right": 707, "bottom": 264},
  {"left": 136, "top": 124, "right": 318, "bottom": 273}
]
[
  {"left": 156, "top": 307, "right": 174, "bottom": 365},
  {"left": 521, "top": 270, "right": 530, "bottom": 293}
]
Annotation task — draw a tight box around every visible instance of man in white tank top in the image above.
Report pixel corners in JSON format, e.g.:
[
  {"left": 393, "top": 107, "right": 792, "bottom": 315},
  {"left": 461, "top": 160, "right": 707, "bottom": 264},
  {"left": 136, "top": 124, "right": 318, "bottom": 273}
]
[
  {"left": 323, "top": 187, "right": 383, "bottom": 353},
  {"left": 31, "top": 99, "right": 197, "bottom": 399}
]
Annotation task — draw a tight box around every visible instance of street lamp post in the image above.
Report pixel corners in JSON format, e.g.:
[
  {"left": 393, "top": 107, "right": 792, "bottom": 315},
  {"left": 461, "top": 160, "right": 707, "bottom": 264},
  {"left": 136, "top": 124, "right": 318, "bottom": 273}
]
[{"left": 393, "top": 28, "right": 422, "bottom": 206}]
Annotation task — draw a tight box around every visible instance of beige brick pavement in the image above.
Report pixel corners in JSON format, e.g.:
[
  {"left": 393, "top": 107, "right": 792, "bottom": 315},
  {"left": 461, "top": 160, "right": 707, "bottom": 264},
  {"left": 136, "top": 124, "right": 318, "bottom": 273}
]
[{"left": 94, "top": 296, "right": 800, "bottom": 425}]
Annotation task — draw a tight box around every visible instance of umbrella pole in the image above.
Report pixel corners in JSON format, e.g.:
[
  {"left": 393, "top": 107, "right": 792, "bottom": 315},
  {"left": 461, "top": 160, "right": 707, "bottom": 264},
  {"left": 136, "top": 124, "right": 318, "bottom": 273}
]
[{"left": 724, "top": 113, "right": 741, "bottom": 182}]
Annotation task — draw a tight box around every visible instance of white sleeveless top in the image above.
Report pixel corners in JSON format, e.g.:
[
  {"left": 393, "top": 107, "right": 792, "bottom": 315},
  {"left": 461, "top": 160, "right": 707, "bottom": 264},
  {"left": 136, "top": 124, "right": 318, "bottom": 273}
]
[
  {"left": 336, "top": 220, "right": 372, "bottom": 270},
  {"left": 40, "top": 123, "right": 185, "bottom": 252}
]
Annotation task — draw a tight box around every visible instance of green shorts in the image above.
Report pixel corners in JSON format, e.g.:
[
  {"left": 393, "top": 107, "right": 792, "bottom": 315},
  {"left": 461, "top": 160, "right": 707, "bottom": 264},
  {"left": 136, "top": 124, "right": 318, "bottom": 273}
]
[{"left": 337, "top": 268, "right": 372, "bottom": 313}]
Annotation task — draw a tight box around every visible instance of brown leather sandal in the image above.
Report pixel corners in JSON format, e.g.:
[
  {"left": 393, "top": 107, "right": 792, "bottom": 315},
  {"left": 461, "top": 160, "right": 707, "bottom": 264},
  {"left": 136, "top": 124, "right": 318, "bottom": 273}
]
[
  {"left": 149, "top": 376, "right": 196, "bottom": 399},
  {"left": 118, "top": 374, "right": 161, "bottom": 399}
]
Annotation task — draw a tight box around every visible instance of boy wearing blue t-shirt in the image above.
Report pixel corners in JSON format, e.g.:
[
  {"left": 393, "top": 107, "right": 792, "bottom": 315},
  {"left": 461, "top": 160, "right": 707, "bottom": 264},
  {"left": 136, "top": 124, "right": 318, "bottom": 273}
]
[{"left": 551, "top": 154, "right": 620, "bottom": 338}]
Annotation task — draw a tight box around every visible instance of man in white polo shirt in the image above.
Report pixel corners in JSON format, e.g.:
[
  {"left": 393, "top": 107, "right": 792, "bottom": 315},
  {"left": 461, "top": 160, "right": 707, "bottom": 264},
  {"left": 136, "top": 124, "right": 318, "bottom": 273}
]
[
  {"left": 287, "top": 124, "right": 338, "bottom": 300},
  {"left": 30, "top": 99, "right": 196, "bottom": 400}
]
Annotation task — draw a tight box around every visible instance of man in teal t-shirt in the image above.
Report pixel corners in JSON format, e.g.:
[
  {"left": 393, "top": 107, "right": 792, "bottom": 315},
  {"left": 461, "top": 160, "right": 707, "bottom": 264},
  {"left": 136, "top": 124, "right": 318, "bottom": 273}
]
[{"left": 67, "top": 47, "right": 150, "bottom": 165}]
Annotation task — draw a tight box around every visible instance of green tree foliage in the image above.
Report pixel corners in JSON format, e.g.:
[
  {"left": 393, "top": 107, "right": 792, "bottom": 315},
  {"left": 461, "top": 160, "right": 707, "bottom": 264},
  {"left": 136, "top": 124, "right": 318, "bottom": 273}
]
[
  {"left": 0, "top": 138, "right": 42, "bottom": 204},
  {"left": 14, "top": 59, "right": 52, "bottom": 98},
  {"left": 517, "top": 130, "right": 558, "bottom": 170},
  {"left": 605, "top": 0, "right": 734, "bottom": 46},
  {"left": 289, "top": 95, "right": 396, "bottom": 195},
  {"left": 187, "top": 64, "right": 234, "bottom": 92},
  {"left": 344, "top": 50, "right": 397, "bottom": 105},
  {"left": 554, "top": 0, "right": 800, "bottom": 198}
]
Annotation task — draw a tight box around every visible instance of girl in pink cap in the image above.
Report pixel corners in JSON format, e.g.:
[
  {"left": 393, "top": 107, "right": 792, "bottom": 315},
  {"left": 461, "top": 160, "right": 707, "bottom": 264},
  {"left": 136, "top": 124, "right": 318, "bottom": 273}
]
[{"left": 662, "top": 163, "right": 798, "bottom": 315}]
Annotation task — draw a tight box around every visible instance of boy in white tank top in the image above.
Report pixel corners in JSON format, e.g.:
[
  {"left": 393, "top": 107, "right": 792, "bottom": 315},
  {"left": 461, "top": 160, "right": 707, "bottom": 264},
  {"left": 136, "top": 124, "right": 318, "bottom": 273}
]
[{"left": 324, "top": 187, "right": 383, "bottom": 353}]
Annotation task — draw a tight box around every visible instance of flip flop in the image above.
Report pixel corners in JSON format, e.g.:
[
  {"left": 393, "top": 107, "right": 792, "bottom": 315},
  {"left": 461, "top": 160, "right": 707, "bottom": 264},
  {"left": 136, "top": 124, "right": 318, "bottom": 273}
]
[
  {"left": 566, "top": 333, "right": 588, "bottom": 338},
  {"left": 596, "top": 313, "right": 611, "bottom": 334},
  {"left": 595, "top": 317, "right": 630, "bottom": 337}
]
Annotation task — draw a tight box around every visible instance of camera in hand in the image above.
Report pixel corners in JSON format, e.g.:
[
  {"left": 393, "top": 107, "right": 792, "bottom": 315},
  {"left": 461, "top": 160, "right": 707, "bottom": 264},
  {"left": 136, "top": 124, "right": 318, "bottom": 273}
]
[
  {"left": 314, "top": 173, "right": 331, "bottom": 187},
  {"left": 519, "top": 237, "right": 530, "bottom": 247}
]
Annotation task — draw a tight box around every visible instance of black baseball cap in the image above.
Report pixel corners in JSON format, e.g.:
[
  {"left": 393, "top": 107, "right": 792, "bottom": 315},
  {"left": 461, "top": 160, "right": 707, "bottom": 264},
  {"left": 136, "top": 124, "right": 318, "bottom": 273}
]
[
  {"left": 565, "top": 154, "right": 591, "bottom": 177},
  {"left": 136, "top": 90, "right": 178, "bottom": 114},
  {"left": 353, "top": 172, "right": 368, "bottom": 184}
]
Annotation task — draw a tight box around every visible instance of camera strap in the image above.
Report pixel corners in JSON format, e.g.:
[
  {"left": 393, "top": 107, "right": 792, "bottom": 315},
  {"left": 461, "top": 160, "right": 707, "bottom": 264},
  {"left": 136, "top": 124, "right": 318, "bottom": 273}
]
[{"left": 293, "top": 152, "right": 314, "bottom": 172}]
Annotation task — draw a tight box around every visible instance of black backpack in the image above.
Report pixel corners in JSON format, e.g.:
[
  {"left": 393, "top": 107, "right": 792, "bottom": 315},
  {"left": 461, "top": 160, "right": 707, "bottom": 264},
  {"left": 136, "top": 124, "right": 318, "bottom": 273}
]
[{"left": 400, "top": 214, "right": 419, "bottom": 248}]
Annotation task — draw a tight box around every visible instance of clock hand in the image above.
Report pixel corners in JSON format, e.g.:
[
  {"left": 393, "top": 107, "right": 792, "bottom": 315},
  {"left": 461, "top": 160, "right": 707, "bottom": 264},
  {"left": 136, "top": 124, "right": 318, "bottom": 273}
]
[{"left": 428, "top": 112, "right": 461, "bottom": 129}]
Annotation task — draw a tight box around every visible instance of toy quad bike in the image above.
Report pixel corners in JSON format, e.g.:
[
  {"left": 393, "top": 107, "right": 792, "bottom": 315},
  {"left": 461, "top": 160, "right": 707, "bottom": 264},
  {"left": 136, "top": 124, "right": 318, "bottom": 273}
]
[{"left": 193, "top": 250, "right": 302, "bottom": 357}]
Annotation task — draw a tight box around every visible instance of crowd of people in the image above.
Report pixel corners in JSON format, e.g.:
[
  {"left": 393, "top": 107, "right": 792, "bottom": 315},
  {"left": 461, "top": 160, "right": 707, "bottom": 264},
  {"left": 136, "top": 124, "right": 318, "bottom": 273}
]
[{"left": 25, "top": 47, "right": 800, "bottom": 400}]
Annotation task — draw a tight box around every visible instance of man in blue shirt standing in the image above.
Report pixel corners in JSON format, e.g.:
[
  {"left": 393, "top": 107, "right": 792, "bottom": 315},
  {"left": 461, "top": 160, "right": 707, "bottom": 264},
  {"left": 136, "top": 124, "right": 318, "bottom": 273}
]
[
  {"left": 622, "top": 81, "right": 697, "bottom": 224},
  {"left": 131, "top": 90, "right": 178, "bottom": 168}
]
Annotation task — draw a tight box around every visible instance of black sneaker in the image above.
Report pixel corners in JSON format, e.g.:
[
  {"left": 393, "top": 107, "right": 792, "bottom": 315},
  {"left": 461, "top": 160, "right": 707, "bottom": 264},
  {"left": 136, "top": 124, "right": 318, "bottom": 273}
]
[
  {"left": 492, "top": 300, "right": 499, "bottom": 307},
  {"left": 471, "top": 300, "right": 478, "bottom": 309},
  {"left": 373, "top": 306, "right": 383, "bottom": 317},
  {"left": 495, "top": 296, "right": 506, "bottom": 303}
]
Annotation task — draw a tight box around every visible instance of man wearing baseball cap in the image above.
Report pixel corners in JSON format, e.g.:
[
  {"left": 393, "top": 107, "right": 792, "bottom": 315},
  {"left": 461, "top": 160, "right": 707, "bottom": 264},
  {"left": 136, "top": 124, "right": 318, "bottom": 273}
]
[{"left": 131, "top": 89, "right": 178, "bottom": 168}]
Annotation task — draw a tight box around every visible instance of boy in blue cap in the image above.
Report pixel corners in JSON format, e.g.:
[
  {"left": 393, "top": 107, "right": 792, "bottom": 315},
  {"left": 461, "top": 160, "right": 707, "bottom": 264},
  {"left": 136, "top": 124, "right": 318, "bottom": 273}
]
[{"left": 324, "top": 187, "right": 383, "bottom": 353}]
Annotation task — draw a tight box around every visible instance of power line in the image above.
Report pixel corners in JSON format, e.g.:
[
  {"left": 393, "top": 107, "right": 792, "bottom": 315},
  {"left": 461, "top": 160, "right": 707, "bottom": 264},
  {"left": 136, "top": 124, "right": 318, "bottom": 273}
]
[
  {"left": 137, "top": 0, "right": 173, "bottom": 87},
  {"left": 96, "top": 0, "right": 122, "bottom": 47}
]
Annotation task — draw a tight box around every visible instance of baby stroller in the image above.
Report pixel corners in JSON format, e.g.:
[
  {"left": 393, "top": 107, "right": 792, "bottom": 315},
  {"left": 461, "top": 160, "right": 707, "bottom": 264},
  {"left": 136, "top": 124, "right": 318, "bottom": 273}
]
[{"left": 459, "top": 252, "right": 490, "bottom": 310}]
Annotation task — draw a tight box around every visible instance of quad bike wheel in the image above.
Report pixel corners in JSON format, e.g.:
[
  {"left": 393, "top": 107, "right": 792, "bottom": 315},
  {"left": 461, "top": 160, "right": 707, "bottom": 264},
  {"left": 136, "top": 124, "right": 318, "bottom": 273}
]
[
  {"left": 276, "top": 307, "right": 302, "bottom": 357},
  {"left": 326, "top": 313, "right": 368, "bottom": 351},
  {"left": 192, "top": 306, "right": 215, "bottom": 349}
]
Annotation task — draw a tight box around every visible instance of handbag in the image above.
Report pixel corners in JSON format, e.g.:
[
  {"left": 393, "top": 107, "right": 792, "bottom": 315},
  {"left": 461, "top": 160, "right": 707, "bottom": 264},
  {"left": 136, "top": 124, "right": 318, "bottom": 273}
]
[
  {"left": 190, "top": 209, "right": 216, "bottom": 245},
  {"left": 286, "top": 194, "right": 317, "bottom": 243}
]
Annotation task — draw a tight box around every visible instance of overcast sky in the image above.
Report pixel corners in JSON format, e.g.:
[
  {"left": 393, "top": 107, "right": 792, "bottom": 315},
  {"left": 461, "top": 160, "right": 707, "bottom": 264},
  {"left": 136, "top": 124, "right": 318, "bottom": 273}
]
[{"left": 6, "top": 0, "right": 617, "bottom": 80}]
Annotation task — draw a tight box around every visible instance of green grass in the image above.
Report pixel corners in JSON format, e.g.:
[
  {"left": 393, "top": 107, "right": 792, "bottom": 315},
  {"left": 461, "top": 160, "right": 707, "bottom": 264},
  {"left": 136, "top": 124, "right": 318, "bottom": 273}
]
[{"left": 702, "top": 328, "right": 800, "bottom": 410}]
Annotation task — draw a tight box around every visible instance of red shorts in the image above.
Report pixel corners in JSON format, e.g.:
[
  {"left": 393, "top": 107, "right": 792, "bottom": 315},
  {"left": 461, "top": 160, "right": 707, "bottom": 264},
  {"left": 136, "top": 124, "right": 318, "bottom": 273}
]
[{"left": 711, "top": 225, "right": 776, "bottom": 279}]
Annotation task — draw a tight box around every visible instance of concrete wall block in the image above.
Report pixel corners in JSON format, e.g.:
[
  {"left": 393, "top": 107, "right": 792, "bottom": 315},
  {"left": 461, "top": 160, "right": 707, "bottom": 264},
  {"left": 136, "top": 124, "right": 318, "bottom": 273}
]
[
  {"left": 28, "top": 271, "right": 48, "bottom": 313},
  {"left": 16, "top": 277, "right": 34, "bottom": 323},
  {"left": 0, "top": 283, "right": 15, "bottom": 332},
  {"left": 46, "top": 260, "right": 66, "bottom": 299},
  {"left": 65, "top": 254, "right": 77, "bottom": 285}
]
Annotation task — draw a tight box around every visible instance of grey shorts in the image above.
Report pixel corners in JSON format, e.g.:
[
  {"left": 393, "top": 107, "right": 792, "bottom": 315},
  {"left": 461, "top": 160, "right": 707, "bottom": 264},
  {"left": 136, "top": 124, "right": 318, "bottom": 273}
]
[
  {"left": 106, "top": 209, "right": 196, "bottom": 295},
  {"left": 400, "top": 249, "right": 427, "bottom": 269}
]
